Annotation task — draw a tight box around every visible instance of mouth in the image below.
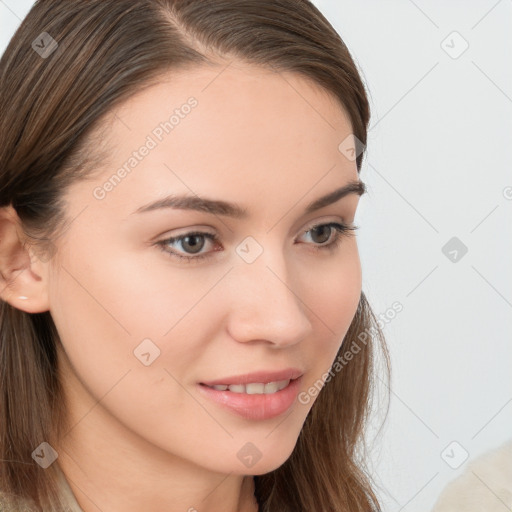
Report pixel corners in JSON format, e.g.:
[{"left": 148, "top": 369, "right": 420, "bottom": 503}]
[
  {"left": 200, "top": 379, "right": 291, "bottom": 394},
  {"left": 197, "top": 375, "right": 303, "bottom": 421}
]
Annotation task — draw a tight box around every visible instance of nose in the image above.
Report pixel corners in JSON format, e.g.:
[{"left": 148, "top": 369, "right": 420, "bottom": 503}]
[{"left": 224, "top": 246, "right": 313, "bottom": 348}]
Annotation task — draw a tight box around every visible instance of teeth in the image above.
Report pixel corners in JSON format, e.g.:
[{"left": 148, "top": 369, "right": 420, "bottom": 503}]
[
  {"left": 207, "top": 379, "right": 290, "bottom": 394},
  {"left": 263, "top": 381, "right": 279, "bottom": 394},
  {"left": 246, "top": 383, "right": 265, "bottom": 394},
  {"left": 228, "top": 384, "right": 245, "bottom": 393}
]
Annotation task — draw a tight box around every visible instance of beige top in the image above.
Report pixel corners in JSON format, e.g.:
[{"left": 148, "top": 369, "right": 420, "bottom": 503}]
[
  {"left": 0, "top": 464, "right": 83, "bottom": 512},
  {"left": 431, "top": 439, "right": 512, "bottom": 512},
  {"left": 55, "top": 464, "right": 85, "bottom": 511},
  {"left": 3, "top": 465, "right": 260, "bottom": 510}
]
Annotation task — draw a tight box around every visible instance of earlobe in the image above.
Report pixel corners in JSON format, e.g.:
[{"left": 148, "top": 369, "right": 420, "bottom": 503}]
[{"left": 0, "top": 205, "right": 51, "bottom": 314}]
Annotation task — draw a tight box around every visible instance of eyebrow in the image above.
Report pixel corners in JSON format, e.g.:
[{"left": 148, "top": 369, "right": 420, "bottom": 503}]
[{"left": 132, "top": 179, "right": 366, "bottom": 218}]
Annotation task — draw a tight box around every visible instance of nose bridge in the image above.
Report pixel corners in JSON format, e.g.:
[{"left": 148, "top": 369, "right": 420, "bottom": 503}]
[{"left": 225, "top": 240, "right": 313, "bottom": 346}]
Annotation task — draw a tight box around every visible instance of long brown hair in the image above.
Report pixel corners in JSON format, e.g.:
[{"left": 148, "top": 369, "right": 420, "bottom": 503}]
[{"left": 0, "top": 1, "right": 391, "bottom": 510}]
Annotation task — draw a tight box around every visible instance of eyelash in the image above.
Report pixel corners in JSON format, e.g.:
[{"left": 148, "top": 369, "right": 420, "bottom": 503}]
[{"left": 155, "top": 222, "right": 358, "bottom": 264}]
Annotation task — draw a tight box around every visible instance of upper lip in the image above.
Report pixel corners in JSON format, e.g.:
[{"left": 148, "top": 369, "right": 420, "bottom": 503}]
[{"left": 200, "top": 367, "right": 304, "bottom": 386}]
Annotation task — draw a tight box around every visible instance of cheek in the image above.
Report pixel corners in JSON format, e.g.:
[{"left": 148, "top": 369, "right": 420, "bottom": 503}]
[
  {"left": 47, "top": 242, "right": 207, "bottom": 410},
  {"left": 301, "top": 241, "right": 362, "bottom": 373},
  {"left": 306, "top": 239, "right": 361, "bottom": 317},
  {"left": 49, "top": 248, "right": 210, "bottom": 456},
  {"left": 51, "top": 232, "right": 215, "bottom": 342}
]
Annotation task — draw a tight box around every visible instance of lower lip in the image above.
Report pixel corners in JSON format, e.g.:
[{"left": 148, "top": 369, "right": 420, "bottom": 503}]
[{"left": 197, "top": 376, "right": 303, "bottom": 421}]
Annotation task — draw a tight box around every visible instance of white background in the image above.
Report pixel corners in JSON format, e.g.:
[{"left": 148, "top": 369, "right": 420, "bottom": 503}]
[{"left": 1, "top": 1, "right": 511, "bottom": 511}]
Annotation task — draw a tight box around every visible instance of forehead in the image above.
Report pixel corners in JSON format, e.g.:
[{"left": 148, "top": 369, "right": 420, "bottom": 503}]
[
  {"left": 113, "top": 60, "right": 351, "bottom": 128},
  {"left": 64, "top": 62, "right": 358, "bottom": 222}
]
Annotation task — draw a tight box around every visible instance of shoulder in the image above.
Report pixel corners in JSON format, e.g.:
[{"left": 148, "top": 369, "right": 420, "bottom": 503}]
[{"left": 431, "top": 439, "right": 512, "bottom": 512}]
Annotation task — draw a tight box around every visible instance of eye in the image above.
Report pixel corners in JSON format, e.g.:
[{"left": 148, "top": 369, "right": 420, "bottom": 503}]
[
  {"left": 300, "top": 222, "right": 358, "bottom": 252},
  {"left": 155, "top": 222, "right": 358, "bottom": 264},
  {"left": 156, "top": 231, "right": 219, "bottom": 263}
]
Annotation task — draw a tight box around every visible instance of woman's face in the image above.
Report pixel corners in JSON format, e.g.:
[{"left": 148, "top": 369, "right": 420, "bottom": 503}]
[{"left": 47, "top": 61, "right": 363, "bottom": 475}]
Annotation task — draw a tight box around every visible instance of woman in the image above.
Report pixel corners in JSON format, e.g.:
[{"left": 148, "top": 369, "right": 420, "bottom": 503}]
[{"left": 0, "top": 1, "right": 390, "bottom": 510}]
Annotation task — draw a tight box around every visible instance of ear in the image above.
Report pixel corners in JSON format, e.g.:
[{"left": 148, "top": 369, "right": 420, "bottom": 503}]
[{"left": 0, "top": 204, "right": 51, "bottom": 313}]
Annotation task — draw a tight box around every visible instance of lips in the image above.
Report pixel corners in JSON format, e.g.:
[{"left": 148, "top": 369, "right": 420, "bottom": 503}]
[
  {"left": 197, "top": 374, "right": 303, "bottom": 420},
  {"left": 199, "top": 367, "right": 303, "bottom": 387}
]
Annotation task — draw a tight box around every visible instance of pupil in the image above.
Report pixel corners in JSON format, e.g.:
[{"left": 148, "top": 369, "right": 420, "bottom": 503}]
[
  {"left": 313, "top": 226, "right": 330, "bottom": 244},
  {"left": 184, "top": 235, "right": 204, "bottom": 254}
]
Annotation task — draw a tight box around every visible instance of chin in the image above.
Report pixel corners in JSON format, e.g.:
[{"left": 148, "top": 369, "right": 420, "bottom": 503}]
[{"left": 236, "top": 434, "right": 300, "bottom": 475}]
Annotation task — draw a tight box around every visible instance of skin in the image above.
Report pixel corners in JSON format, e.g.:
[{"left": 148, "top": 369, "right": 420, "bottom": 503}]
[{"left": 0, "top": 61, "right": 363, "bottom": 512}]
